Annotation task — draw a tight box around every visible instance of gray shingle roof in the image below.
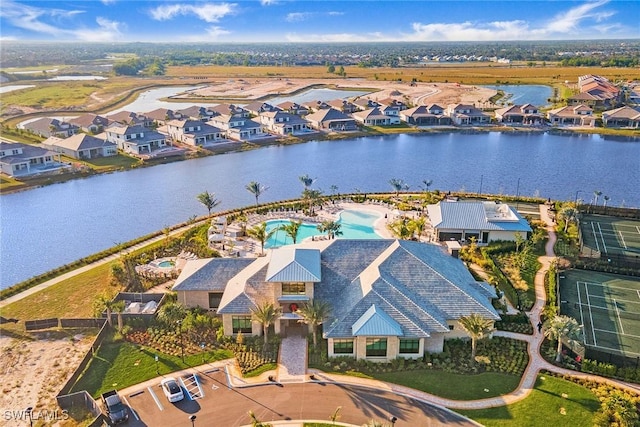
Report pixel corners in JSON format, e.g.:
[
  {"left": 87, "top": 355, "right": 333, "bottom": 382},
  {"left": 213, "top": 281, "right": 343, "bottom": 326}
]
[{"left": 172, "top": 258, "right": 254, "bottom": 292}]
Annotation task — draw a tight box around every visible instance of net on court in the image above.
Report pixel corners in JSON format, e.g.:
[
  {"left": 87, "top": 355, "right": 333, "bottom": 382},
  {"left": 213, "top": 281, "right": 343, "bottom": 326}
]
[
  {"left": 579, "top": 214, "right": 640, "bottom": 260},
  {"left": 559, "top": 269, "right": 640, "bottom": 360}
]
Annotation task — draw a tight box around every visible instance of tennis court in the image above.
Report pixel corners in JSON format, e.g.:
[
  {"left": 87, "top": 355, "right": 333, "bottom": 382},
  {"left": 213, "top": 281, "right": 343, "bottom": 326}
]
[
  {"left": 559, "top": 269, "right": 640, "bottom": 359},
  {"left": 579, "top": 214, "right": 640, "bottom": 258}
]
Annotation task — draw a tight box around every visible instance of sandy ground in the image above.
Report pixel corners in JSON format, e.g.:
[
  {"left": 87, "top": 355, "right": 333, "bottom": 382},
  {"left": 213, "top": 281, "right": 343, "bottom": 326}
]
[
  {"left": 0, "top": 331, "right": 95, "bottom": 425},
  {"left": 176, "top": 78, "right": 497, "bottom": 107}
]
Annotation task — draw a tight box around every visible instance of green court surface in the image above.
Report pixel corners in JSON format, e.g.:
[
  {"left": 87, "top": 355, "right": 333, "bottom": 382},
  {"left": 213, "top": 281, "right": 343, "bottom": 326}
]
[
  {"left": 579, "top": 214, "right": 640, "bottom": 258},
  {"left": 559, "top": 269, "right": 640, "bottom": 359}
]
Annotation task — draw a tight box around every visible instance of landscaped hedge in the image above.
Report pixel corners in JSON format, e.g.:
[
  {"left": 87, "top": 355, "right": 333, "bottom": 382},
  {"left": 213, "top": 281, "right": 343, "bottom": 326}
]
[
  {"left": 495, "top": 313, "right": 534, "bottom": 335},
  {"left": 581, "top": 359, "right": 640, "bottom": 383}
]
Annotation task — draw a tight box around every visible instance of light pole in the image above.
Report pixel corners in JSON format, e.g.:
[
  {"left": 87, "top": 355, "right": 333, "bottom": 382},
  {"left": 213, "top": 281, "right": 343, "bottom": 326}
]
[
  {"left": 155, "top": 354, "right": 159, "bottom": 375},
  {"left": 189, "top": 414, "right": 197, "bottom": 427},
  {"left": 574, "top": 190, "right": 583, "bottom": 206},
  {"left": 200, "top": 343, "right": 205, "bottom": 364},
  {"left": 515, "top": 177, "right": 521, "bottom": 210},
  {"left": 25, "top": 407, "right": 33, "bottom": 427}
]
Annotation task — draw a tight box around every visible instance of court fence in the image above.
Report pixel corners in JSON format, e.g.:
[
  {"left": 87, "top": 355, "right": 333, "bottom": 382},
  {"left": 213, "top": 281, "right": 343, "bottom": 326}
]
[
  {"left": 580, "top": 205, "right": 640, "bottom": 219},
  {"left": 574, "top": 256, "right": 640, "bottom": 277}
]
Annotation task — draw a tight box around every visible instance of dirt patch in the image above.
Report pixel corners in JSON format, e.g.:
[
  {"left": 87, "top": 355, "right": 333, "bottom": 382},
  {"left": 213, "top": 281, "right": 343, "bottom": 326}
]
[{"left": 0, "top": 330, "right": 95, "bottom": 425}]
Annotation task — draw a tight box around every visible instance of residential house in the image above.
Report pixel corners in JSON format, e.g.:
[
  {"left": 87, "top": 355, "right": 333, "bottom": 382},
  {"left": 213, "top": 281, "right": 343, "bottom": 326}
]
[
  {"left": 0, "top": 142, "right": 68, "bottom": 177},
  {"left": 378, "top": 98, "right": 407, "bottom": 114},
  {"left": 145, "top": 108, "right": 182, "bottom": 126},
  {"left": 68, "top": 113, "right": 110, "bottom": 134},
  {"left": 244, "top": 102, "right": 281, "bottom": 117},
  {"left": 493, "top": 104, "right": 544, "bottom": 125},
  {"left": 446, "top": 104, "right": 491, "bottom": 125},
  {"left": 305, "top": 108, "right": 358, "bottom": 131},
  {"left": 106, "top": 111, "right": 153, "bottom": 127},
  {"left": 42, "top": 134, "right": 117, "bottom": 159},
  {"left": 353, "top": 98, "right": 380, "bottom": 111},
  {"left": 164, "top": 119, "right": 225, "bottom": 146},
  {"left": 569, "top": 75, "right": 622, "bottom": 110},
  {"left": 105, "top": 124, "right": 168, "bottom": 156},
  {"left": 426, "top": 201, "right": 532, "bottom": 244},
  {"left": 174, "top": 106, "right": 217, "bottom": 121},
  {"left": 208, "top": 114, "right": 264, "bottom": 141},
  {"left": 352, "top": 107, "right": 401, "bottom": 126},
  {"left": 173, "top": 239, "right": 499, "bottom": 361},
  {"left": 547, "top": 105, "right": 594, "bottom": 126},
  {"left": 601, "top": 106, "right": 640, "bottom": 128},
  {"left": 276, "top": 101, "right": 310, "bottom": 116},
  {"left": 400, "top": 104, "right": 451, "bottom": 126},
  {"left": 326, "top": 99, "right": 359, "bottom": 114},
  {"left": 302, "top": 100, "right": 331, "bottom": 112},
  {"left": 259, "top": 111, "right": 311, "bottom": 135},
  {"left": 23, "top": 118, "right": 77, "bottom": 138},
  {"left": 208, "top": 104, "right": 250, "bottom": 118}
]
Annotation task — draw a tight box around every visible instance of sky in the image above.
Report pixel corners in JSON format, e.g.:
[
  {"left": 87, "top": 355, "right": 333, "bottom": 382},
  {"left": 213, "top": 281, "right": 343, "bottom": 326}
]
[{"left": 0, "top": 0, "right": 638, "bottom": 43}]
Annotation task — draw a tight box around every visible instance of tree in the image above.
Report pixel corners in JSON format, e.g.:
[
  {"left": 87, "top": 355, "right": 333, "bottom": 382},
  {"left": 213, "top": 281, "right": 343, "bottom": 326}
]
[
  {"left": 387, "top": 218, "right": 412, "bottom": 240},
  {"left": 593, "top": 190, "right": 602, "bottom": 206},
  {"left": 251, "top": 301, "right": 282, "bottom": 346},
  {"left": 246, "top": 181, "right": 268, "bottom": 207},
  {"left": 197, "top": 191, "right": 220, "bottom": 217},
  {"left": 603, "top": 195, "right": 610, "bottom": 208},
  {"left": 246, "top": 222, "right": 276, "bottom": 255},
  {"left": 317, "top": 220, "right": 342, "bottom": 239},
  {"left": 409, "top": 217, "right": 426, "bottom": 241},
  {"left": 296, "top": 299, "right": 331, "bottom": 348},
  {"left": 543, "top": 315, "right": 582, "bottom": 363},
  {"left": 421, "top": 179, "right": 433, "bottom": 193},
  {"left": 94, "top": 293, "right": 117, "bottom": 327},
  {"left": 279, "top": 220, "right": 302, "bottom": 244},
  {"left": 248, "top": 410, "right": 272, "bottom": 427},
  {"left": 302, "top": 188, "right": 323, "bottom": 215},
  {"left": 113, "top": 300, "right": 126, "bottom": 331},
  {"left": 388, "top": 178, "right": 409, "bottom": 197},
  {"left": 559, "top": 206, "right": 577, "bottom": 233},
  {"left": 514, "top": 232, "right": 525, "bottom": 253},
  {"left": 594, "top": 390, "right": 639, "bottom": 427},
  {"left": 327, "top": 64, "right": 336, "bottom": 74},
  {"left": 157, "top": 301, "right": 187, "bottom": 327},
  {"left": 338, "top": 65, "right": 345, "bottom": 77},
  {"left": 299, "top": 174, "right": 316, "bottom": 190},
  {"left": 458, "top": 313, "right": 494, "bottom": 362}
]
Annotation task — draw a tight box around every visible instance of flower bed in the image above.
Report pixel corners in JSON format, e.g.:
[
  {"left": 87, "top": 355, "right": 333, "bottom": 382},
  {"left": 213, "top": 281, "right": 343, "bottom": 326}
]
[{"left": 495, "top": 313, "right": 534, "bottom": 335}]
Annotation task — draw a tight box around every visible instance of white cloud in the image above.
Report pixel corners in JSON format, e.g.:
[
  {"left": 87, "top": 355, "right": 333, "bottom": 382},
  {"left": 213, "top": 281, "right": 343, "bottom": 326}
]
[
  {"left": 75, "top": 17, "right": 124, "bottom": 42},
  {"left": 285, "top": 12, "right": 312, "bottom": 22},
  {"left": 150, "top": 3, "right": 236, "bottom": 23},
  {"left": 260, "top": 0, "right": 278, "bottom": 5},
  {"left": 328, "top": 12, "right": 344, "bottom": 16},
  {"left": 101, "top": 0, "right": 117, "bottom": 5},
  {"left": 206, "top": 26, "right": 231, "bottom": 39},
  {"left": 408, "top": 20, "right": 531, "bottom": 41},
  {"left": 286, "top": 32, "right": 385, "bottom": 43}
]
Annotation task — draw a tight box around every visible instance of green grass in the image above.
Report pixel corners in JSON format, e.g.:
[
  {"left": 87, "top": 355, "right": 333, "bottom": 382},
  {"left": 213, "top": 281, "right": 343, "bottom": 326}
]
[
  {"left": 457, "top": 374, "right": 600, "bottom": 426},
  {"left": 365, "top": 124, "right": 419, "bottom": 134},
  {"left": 368, "top": 370, "right": 521, "bottom": 400},
  {"left": 70, "top": 335, "right": 233, "bottom": 397},
  {"left": 82, "top": 154, "right": 140, "bottom": 171},
  {"left": 244, "top": 363, "right": 277, "bottom": 378}
]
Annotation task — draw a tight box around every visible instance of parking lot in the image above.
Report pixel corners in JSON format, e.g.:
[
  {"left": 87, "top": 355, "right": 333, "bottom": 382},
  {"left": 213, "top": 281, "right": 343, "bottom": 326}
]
[{"left": 120, "top": 369, "right": 475, "bottom": 426}]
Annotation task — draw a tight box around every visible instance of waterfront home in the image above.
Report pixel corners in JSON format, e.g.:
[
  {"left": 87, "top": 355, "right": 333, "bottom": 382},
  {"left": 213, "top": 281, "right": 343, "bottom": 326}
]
[
  {"left": 601, "top": 106, "right": 640, "bottom": 128},
  {"left": 378, "top": 98, "right": 407, "bottom": 113},
  {"left": 327, "top": 99, "right": 359, "bottom": 114},
  {"left": 208, "top": 114, "right": 265, "bottom": 141},
  {"left": 446, "top": 104, "right": 491, "bottom": 125},
  {"left": 172, "top": 239, "right": 499, "bottom": 361},
  {"left": 42, "top": 134, "right": 117, "bottom": 159},
  {"left": 352, "top": 107, "right": 401, "bottom": 126},
  {"left": 105, "top": 124, "right": 168, "bottom": 156},
  {"left": 276, "top": 102, "right": 310, "bottom": 116},
  {"left": 106, "top": 111, "right": 153, "bottom": 128},
  {"left": 145, "top": 108, "right": 182, "bottom": 126},
  {"left": 547, "top": 104, "right": 594, "bottom": 126},
  {"left": 353, "top": 98, "right": 381, "bottom": 110},
  {"left": 427, "top": 201, "right": 532, "bottom": 244},
  {"left": 175, "top": 106, "right": 217, "bottom": 121},
  {"left": 68, "top": 113, "right": 110, "bottom": 134},
  {"left": 244, "top": 102, "right": 281, "bottom": 116},
  {"left": 0, "top": 141, "right": 68, "bottom": 177},
  {"left": 259, "top": 111, "right": 311, "bottom": 135},
  {"left": 164, "top": 119, "right": 225, "bottom": 146},
  {"left": 305, "top": 108, "right": 358, "bottom": 131},
  {"left": 23, "top": 118, "right": 77, "bottom": 138},
  {"left": 302, "top": 100, "right": 331, "bottom": 112},
  {"left": 208, "top": 103, "right": 250, "bottom": 118},
  {"left": 494, "top": 104, "right": 544, "bottom": 125},
  {"left": 400, "top": 104, "right": 451, "bottom": 126},
  {"left": 571, "top": 74, "right": 622, "bottom": 110}
]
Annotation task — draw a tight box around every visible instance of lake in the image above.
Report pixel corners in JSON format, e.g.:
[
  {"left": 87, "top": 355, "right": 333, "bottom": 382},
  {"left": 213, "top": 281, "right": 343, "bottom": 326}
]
[
  {"left": 1, "top": 131, "right": 639, "bottom": 288},
  {"left": 0, "top": 85, "right": 36, "bottom": 94},
  {"left": 482, "top": 85, "right": 553, "bottom": 107}
]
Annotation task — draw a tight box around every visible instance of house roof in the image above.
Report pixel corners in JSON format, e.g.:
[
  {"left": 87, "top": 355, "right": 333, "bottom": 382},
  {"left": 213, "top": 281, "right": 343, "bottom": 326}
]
[
  {"left": 265, "top": 247, "right": 321, "bottom": 282},
  {"left": 352, "top": 107, "right": 386, "bottom": 120},
  {"left": 602, "top": 106, "right": 640, "bottom": 120},
  {"left": 427, "top": 201, "right": 532, "bottom": 232},
  {"left": 43, "top": 133, "right": 115, "bottom": 151},
  {"left": 352, "top": 304, "right": 403, "bottom": 336},
  {"left": 306, "top": 108, "right": 353, "bottom": 123},
  {"left": 68, "top": 113, "right": 109, "bottom": 128},
  {"left": 172, "top": 258, "right": 255, "bottom": 292}
]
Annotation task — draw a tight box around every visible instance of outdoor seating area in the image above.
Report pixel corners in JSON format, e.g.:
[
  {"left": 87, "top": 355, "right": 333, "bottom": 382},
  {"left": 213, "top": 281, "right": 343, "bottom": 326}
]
[{"left": 135, "top": 257, "right": 179, "bottom": 278}]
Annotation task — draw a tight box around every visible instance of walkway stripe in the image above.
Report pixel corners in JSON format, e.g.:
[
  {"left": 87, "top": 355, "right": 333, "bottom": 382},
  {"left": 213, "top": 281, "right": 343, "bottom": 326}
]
[
  {"left": 147, "top": 386, "right": 163, "bottom": 411},
  {"left": 613, "top": 299, "right": 625, "bottom": 335}
]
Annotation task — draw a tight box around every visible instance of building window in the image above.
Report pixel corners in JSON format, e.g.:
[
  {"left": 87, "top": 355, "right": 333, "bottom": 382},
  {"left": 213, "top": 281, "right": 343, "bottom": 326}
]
[
  {"left": 282, "top": 282, "right": 305, "bottom": 295},
  {"left": 232, "top": 316, "right": 252, "bottom": 334},
  {"left": 399, "top": 339, "right": 420, "bottom": 354},
  {"left": 449, "top": 325, "right": 455, "bottom": 330},
  {"left": 208, "top": 292, "right": 223, "bottom": 309},
  {"left": 333, "top": 339, "right": 354, "bottom": 354},
  {"left": 366, "top": 338, "right": 387, "bottom": 357}
]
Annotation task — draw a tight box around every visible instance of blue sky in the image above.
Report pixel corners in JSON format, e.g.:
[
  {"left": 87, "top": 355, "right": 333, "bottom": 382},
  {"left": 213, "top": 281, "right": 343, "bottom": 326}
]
[{"left": 1, "top": 0, "right": 638, "bottom": 42}]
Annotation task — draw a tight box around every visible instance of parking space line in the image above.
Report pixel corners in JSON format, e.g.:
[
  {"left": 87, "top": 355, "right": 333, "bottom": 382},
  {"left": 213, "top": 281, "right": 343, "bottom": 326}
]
[
  {"left": 121, "top": 395, "right": 140, "bottom": 421},
  {"left": 147, "top": 386, "right": 164, "bottom": 411}
]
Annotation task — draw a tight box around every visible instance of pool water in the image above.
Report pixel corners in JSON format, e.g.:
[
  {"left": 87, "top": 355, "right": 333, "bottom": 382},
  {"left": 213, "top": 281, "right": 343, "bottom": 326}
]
[
  {"left": 265, "top": 210, "right": 382, "bottom": 248},
  {"left": 157, "top": 260, "right": 175, "bottom": 268}
]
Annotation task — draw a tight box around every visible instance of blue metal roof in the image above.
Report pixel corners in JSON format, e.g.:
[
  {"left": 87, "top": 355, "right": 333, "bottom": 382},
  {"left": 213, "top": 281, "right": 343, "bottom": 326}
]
[
  {"left": 265, "top": 247, "right": 321, "bottom": 282},
  {"left": 352, "top": 304, "right": 403, "bottom": 336}
]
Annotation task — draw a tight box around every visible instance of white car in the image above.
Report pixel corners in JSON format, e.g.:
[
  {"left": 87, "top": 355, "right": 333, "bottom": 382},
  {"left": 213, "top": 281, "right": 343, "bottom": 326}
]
[{"left": 160, "top": 377, "right": 184, "bottom": 403}]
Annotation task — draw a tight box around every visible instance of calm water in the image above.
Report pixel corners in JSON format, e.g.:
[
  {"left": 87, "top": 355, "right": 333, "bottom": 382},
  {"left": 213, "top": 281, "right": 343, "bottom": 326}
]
[
  {"left": 482, "top": 85, "right": 553, "bottom": 107},
  {"left": 265, "top": 210, "right": 381, "bottom": 247},
  {"left": 1, "top": 132, "right": 639, "bottom": 287},
  {"left": 0, "top": 85, "right": 36, "bottom": 94}
]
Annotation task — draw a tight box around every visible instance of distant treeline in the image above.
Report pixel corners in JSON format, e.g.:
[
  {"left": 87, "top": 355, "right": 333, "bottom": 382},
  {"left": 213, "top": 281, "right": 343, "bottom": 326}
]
[{"left": 560, "top": 56, "right": 640, "bottom": 67}]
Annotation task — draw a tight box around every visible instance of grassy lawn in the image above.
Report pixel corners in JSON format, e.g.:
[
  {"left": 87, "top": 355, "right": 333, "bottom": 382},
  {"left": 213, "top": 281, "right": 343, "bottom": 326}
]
[
  {"left": 366, "top": 124, "right": 419, "bottom": 134},
  {"left": 362, "top": 370, "right": 521, "bottom": 400},
  {"left": 0, "top": 82, "right": 104, "bottom": 109},
  {"left": 82, "top": 154, "right": 140, "bottom": 171},
  {"left": 0, "top": 262, "right": 117, "bottom": 321},
  {"left": 457, "top": 374, "right": 600, "bottom": 427},
  {"left": 71, "top": 334, "right": 233, "bottom": 397}
]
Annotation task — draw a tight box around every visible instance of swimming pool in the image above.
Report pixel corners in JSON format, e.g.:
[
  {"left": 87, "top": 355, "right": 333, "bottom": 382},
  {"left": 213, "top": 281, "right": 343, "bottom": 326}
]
[{"left": 265, "top": 210, "right": 382, "bottom": 248}]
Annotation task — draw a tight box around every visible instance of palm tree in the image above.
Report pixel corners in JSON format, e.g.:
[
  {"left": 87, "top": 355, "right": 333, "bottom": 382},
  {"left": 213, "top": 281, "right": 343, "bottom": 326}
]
[
  {"left": 299, "top": 174, "right": 316, "bottom": 189},
  {"left": 94, "top": 293, "right": 117, "bottom": 327},
  {"left": 387, "top": 218, "right": 413, "bottom": 240},
  {"left": 246, "top": 222, "right": 276, "bottom": 255},
  {"left": 559, "top": 206, "right": 577, "bottom": 233},
  {"left": 113, "top": 300, "right": 126, "bottom": 331},
  {"left": 603, "top": 195, "right": 610, "bottom": 208},
  {"left": 251, "top": 301, "right": 282, "bottom": 346},
  {"left": 421, "top": 179, "right": 433, "bottom": 193},
  {"left": 593, "top": 190, "right": 602, "bottom": 206},
  {"left": 317, "top": 220, "right": 343, "bottom": 239},
  {"left": 246, "top": 181, "right": 268, "bottom": 207},
  {"left": 279, "top": 220, "right": 302, "bottom": 244},
  {"left": 458, "top": 313, "right": 494, "bottom": 362},
  {"left": 543, "top": 315, "right": 582, "bottom": 363},
  {"left": 409, "top": 217, "right": 426, "bottom": 241},
  {"left": 197, "top": 191, "right": 220, "bottom": 217},
  {"left": 296, "top": 299, "right": 331, "bottom": 348},
  {"left": 388, "top": 178, "right": 409, "bottom": 197},
  {"left": 302, "top": 188, "right": 323, "bottom": 215},
  {"left": 157, "top": 301, "right": 187, "bottom": 327}
]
